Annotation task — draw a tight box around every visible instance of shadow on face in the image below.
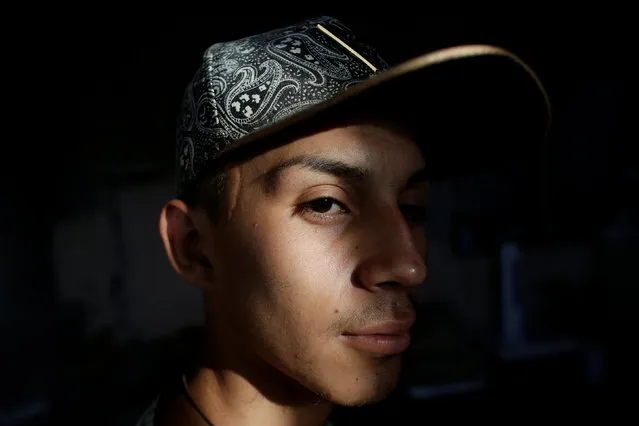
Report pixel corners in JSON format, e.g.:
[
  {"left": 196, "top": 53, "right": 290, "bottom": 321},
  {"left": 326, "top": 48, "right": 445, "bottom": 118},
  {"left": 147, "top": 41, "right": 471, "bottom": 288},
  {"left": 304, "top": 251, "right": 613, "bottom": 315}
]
[{"left": 162, "top": 121, "right": 430, "bottom": 407}]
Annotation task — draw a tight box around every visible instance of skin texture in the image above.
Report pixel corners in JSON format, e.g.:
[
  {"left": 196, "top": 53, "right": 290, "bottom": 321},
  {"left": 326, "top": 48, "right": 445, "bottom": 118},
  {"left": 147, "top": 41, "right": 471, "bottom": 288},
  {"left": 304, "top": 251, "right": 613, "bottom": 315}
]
[{"left": 158, "top": 122, "right": 429, "bottom": 426}]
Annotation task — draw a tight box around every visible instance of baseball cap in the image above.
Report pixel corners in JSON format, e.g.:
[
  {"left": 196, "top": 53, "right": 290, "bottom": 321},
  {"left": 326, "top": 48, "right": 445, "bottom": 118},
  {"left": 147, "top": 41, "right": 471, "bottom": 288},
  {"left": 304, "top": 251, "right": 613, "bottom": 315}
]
[{"left": 175, "top": 16, "right": 550, "bottom": 199}]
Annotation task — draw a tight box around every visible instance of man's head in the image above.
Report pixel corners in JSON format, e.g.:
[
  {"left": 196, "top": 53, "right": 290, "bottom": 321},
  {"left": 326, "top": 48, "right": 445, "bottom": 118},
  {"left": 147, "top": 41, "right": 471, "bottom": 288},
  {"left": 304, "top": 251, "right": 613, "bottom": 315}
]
[
  {"left": 157, "top": 14, "right": 549, "bottom": 412},
  {"left": 160, "top": 118, "right": 428, "bottom": 405}
]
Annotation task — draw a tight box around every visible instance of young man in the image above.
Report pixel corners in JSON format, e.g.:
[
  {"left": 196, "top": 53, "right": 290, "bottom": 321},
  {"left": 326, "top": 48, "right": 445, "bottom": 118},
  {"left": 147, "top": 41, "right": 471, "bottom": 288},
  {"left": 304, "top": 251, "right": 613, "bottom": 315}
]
[{"left": 139, "top": 16, "right": 550, "bottom": 426}]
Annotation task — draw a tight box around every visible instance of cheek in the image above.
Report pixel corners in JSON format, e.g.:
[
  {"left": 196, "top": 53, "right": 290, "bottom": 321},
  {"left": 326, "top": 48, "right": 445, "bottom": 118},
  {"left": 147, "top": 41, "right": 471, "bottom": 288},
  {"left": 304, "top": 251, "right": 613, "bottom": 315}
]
[
  {"left": 253, "top": 217, "right": 353, "bottom": 318},
  {"left": 259, "top": 216, "right": 362, "bottom": 341},
  {"left": 211, "top": 218, "right": 352, "bottom": 378}
]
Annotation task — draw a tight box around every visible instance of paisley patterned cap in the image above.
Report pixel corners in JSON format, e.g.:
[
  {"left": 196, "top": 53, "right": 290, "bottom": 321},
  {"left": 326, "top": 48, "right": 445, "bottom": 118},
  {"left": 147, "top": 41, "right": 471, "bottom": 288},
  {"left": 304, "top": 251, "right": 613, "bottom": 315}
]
[
  {"left": 175, "top": 16, "right": 551, "bottom": 198},
  {"left": 176, "top": 16, "right": 388, "bottom": 197}
]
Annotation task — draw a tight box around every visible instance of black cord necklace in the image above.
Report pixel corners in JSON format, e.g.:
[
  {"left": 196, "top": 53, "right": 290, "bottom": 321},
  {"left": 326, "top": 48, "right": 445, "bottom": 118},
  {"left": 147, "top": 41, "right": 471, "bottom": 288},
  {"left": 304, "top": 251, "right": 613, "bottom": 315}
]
[{"left": 181, "top": 374, "right": 215, "bottom": 426}]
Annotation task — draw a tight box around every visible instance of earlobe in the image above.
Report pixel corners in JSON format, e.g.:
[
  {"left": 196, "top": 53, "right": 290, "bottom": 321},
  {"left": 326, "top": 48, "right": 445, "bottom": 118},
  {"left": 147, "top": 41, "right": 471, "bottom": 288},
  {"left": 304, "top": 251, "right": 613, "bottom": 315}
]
[{"left": 158, "top": 199, "right": 212, "bottom": 286}]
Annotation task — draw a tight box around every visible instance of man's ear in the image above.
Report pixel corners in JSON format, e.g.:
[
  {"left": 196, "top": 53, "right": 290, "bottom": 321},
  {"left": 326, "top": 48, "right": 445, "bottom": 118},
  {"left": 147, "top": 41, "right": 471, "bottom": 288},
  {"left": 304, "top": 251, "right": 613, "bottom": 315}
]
[{"left": 158, "top": 199, "right": 212, "bottom": 286}]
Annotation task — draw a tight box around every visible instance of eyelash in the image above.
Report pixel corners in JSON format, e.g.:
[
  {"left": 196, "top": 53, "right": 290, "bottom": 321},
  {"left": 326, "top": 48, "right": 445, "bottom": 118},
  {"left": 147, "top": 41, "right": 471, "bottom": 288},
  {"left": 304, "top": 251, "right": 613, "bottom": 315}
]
[
  {"left": 297, "top": 197, "right": 429, "bottom": 226},
  {"left": 297, "top": 197, "right": 350, "bottom": 223},
  {"left": 400, "top": 205, "right": 430, "bottom": 225}
]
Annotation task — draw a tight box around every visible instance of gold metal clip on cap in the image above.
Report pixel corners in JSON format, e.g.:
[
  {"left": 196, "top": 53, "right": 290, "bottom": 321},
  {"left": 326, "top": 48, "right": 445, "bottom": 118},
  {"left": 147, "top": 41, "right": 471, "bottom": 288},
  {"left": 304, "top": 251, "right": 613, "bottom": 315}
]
[{"left": 317, "top": 23, "right": 378, "bottom": 72}]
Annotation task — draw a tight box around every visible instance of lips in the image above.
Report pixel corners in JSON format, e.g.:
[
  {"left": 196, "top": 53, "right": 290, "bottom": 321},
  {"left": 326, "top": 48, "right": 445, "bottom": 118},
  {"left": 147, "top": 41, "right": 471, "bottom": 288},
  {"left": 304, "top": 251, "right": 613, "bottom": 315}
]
[{"left": 340, "top": 312, "right": 416, "bottom": 356}]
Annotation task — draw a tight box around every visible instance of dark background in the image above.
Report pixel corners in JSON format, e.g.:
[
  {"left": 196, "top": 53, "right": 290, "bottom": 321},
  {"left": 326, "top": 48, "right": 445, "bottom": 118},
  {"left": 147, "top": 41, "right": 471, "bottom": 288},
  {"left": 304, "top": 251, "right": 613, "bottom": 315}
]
[{"left": 2, "top": 14, "right": 635, "bottom": 425}]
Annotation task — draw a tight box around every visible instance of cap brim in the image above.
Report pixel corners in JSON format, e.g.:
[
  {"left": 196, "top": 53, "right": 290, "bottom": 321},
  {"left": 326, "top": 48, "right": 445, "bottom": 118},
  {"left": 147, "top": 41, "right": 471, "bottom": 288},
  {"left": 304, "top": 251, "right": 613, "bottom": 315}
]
[{"left": 205, "top": 44, "right": 551, "bottom": 180}]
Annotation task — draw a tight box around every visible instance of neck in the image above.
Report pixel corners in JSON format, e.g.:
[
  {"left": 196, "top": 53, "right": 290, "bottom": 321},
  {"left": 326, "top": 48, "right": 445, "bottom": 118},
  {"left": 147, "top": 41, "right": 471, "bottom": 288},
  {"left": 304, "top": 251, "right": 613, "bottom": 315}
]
[{"left": 176, "top": 337, "right": 333, "bottom": 426}]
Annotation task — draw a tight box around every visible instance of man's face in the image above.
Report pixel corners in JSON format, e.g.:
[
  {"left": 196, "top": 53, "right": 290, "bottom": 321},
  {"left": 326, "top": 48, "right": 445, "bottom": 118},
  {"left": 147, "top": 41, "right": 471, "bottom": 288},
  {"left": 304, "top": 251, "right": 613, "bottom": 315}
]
[{"left": 199, "top": 122, "right": 428, "bottom": 406}]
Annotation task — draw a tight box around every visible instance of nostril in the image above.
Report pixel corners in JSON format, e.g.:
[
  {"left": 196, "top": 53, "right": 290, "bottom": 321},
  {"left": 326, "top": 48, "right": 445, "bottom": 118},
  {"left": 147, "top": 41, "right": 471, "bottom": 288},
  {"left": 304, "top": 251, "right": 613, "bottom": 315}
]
[{"left": 378, "top": 281, "right": 401, "bottom": 288}]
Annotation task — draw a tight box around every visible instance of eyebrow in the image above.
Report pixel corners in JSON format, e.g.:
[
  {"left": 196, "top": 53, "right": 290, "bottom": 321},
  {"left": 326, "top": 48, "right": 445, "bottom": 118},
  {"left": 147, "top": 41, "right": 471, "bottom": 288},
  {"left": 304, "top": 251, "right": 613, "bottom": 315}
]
[
  {"left": 263, "top": 155, "right": 368, "bottom": 194},
  {"left": 405, "top": 167, "right": 429, "bottom": 188},
  {"left": 262, "top": 155, "right": 430, "bottom": 194}
]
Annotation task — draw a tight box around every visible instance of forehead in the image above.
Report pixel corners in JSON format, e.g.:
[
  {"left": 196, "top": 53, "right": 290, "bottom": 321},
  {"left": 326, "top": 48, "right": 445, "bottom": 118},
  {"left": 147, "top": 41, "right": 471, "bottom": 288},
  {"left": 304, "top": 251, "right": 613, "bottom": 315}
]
[{"left": 243, "top": 122, "right": 425, "bottom": 179}]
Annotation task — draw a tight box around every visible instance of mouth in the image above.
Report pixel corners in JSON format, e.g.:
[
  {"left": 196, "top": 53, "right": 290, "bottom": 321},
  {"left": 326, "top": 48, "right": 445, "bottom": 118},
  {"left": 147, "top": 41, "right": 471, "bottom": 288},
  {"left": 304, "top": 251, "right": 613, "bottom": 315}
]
[
  {"left": 340, "top": 333, "right": 411, "bottom": 356},
  {"left": 340, "top": 313, "right": 416, "bottom": 356}
]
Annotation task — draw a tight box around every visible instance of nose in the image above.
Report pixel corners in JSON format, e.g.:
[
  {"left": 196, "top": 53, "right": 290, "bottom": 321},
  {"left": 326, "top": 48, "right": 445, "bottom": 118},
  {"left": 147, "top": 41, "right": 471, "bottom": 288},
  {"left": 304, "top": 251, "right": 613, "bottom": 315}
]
[{"left": 353, "top": 207, "right": 427, "bottom": 291}]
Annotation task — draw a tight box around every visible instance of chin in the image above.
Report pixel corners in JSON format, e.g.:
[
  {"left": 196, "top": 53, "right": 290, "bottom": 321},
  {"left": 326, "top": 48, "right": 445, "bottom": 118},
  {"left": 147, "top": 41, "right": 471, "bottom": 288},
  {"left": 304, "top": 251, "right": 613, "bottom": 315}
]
[
  {"left": 329, "top": 378, "right": 400, "bottom": 407},
  {"left": 337, "top": 388, "right": 397, "bottom": 407},
  {"left": 316, "top": 356, "right": 403, "bottom": 407}
]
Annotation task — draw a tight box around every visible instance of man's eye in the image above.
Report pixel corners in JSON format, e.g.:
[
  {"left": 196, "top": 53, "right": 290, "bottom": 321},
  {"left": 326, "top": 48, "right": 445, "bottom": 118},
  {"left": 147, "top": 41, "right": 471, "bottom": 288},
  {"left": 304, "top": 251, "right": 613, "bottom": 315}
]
[
  {"left": 400, "top": 205, "right": 429, "bottom": 224},
  {"left": 302, "top": 197, "right": 347, "bottom": 214}
]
